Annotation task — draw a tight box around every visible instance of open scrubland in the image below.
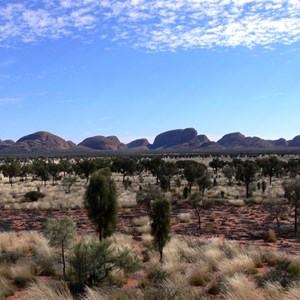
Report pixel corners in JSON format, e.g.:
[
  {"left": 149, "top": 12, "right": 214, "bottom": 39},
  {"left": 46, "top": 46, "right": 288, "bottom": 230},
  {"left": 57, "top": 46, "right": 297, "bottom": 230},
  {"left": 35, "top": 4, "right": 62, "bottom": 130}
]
[{"left": 0, "top": 154, "right": 299, "bottom": 299}]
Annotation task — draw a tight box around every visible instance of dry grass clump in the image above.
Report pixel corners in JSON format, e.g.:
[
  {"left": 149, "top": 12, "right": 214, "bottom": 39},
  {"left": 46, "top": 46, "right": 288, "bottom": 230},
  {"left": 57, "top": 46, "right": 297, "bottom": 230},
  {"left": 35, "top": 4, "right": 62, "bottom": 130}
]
[
  {"left": 0, "top": 231, "right": 51, "bottom": 259},
  {"left": 0, "top": 277, "right": 15, "bottom": 299},
  {"left": 9, "top": 260, "right": 36, "bottom": 287},
  {"left": 264, "top": 282, "right": 300, "bottom": 300},
  {"left": 222, "top": 273, "right": 260, "bottom": 300},
  {"left": 108, "top": 233, "right": 135, "bottom": 253},
  {"left": 132, "top": 215, "right": 151, "bottom": 235},
  {"left": 266, "top": 228, "right": 277, "bottom": 243},
  {"left": 22, "top": 281, "right": 73, "bottom": 300},
  {"left": 209, "top": 212, "right": 217, "bottom": 222},
  {"left": 137, "top": 224, "right": 151, "bottom": 234},
  {"left": 118, "top": 191, "right": 137, "bottom": 208},
  {"left": 163, "top": 237, "right": 189, "bottom": 264},
  {"left": 248, "top": 247, "right": 264, "bottom": 268},
  {"left": 177, "top": 212, "right": 192, "bottom": 223},
  {"left": 108, "top": 268, "right": 127, "bottom": 287},
  {"left": 218, "top": 254, "right": 257, "bottom": 275},
  {"left": 263, "top": 250, "right": 284, "bottom": 266},
  {"left": 82, "top": 286, "right": 140, "bottom": 300},
  {"left": 188, "top": 266, "right": 210, "bottom": 286},
  {"left": 132, "top": 216, "right": 149, "bottom": 227},
  {"left": 228, "top": 199, "right": 246, "bottom": 207},
  {"left": 0, "top": 231, "right": 55, "bottom": 279},
  {"left": 141, "top": 233, "right": 153, "bottom": 249},
  {"left": 203, "top": 247, "right": 227, "bottom": 271},
  {"left": 143, "top": 272, "right": 196, "bottom": 300}
]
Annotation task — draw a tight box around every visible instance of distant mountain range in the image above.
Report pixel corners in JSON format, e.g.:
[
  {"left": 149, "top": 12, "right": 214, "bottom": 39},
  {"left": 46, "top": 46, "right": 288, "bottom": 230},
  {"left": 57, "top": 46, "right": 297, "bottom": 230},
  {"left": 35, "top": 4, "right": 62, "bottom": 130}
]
[{"left": 1, "top": 128, "right": 300, "bottom": 156}]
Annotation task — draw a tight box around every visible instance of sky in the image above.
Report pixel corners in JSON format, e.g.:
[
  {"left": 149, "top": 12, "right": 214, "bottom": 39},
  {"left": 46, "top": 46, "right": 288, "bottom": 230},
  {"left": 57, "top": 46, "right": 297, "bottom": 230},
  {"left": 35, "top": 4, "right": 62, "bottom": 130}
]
[{"left": 0, "top": 0, "right": 300, "bottom": 144}]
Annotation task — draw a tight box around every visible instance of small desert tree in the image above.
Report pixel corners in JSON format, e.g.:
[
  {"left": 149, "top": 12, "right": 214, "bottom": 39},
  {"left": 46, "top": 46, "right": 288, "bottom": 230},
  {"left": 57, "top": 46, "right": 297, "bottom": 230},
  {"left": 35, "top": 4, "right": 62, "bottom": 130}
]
[
  {"left": 283, "top": 179, "right": 300, "bottom": 234},
  {"left": 47, "top": 161, "right": 60, "bottom": 186},
  {"left": 150, "top": 198, "right": 171, "bottom": 264},
  {"left": 0, "top": 159, "right": 21, "bottom": 186},
  {"left": 258, "top": 156, "right": 283, "bottom": 185},
  {"left": 84, "top": 169, "right": 118, "bottom": 241},
  {"left": 189, "top": 192, "right": 211, "bottom": 232},
  {"left": 62, "top": 175, "right": 77, "bottom": 194},
  {"left": 222, "top": 165, "right": 235, "bottom": 186},
  {"left": 74, "top": 158, "right": 96, "bottom": 182},
  {"left": 183, "top": 162, "right": 207, "bottom": 193},
  {"left": 46, "top": 216, "right": 76, "bottom": 280},
  {"left": 235, "top": 160, "right": 258, "bottom": 198},
  {"left": 196, "top": 171, "right": 212, "bottom": 197},
  {"left": 209, "top": 158, "right": 224, "bottom": 174}
]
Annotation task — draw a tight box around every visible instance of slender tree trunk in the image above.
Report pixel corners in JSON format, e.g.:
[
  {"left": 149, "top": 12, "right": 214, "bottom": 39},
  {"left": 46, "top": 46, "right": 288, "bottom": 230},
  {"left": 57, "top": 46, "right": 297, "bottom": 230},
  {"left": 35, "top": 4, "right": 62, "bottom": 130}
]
[
  {"left": 99, "top": 229, "right": 103, "bottom": 242},
  {"left": 61, "top": 243, "right": 66, "bottom": 280},
  {"left": 295, "top": 205, "right": 298, "bottom": 234},
  {"left": 159, "top": 247, "right": 163, "bottom": 264},
  {"left": 195, "top": 209, "right": 201, "bottom": 231},
  {"left": 246, "top": 182, "right": 249, "bottom": 198}
]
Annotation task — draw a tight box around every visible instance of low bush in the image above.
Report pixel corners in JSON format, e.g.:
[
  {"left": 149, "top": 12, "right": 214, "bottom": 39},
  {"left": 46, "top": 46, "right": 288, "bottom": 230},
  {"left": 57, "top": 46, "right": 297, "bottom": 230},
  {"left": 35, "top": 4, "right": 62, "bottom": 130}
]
[
  {"left": 70, "top": 238, "right": 140, "bottom": 287},
  {"left": 256, "top": 259, "right": 300, "bottom": 287},
  {"left": 24, "top": 191, "right": 45, "bottom": 202}
]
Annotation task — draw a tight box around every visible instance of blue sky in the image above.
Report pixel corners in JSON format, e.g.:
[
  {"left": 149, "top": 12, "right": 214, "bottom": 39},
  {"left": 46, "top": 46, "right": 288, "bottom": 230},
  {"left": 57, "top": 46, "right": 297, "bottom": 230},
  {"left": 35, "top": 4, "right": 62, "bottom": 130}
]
[{"left": 1, "top": 0, "right": 300, "bottom": 144}]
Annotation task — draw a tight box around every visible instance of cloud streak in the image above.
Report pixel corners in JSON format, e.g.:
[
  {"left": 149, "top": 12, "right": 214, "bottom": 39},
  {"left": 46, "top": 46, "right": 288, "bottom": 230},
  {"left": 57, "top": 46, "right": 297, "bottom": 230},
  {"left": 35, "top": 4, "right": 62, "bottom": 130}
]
[
  {"left": 0, "top": 1, "right": 300, "bottom": 50},
  {"left": 0, "top": 98, "right": 21, "bottom": 105}
]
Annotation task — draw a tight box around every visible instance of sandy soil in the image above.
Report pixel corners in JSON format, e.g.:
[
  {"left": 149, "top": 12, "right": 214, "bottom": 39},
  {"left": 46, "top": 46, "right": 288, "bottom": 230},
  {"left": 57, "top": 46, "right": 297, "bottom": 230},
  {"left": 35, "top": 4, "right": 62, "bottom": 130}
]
[{"left": 0, "top": 203, "right": 298, "bottom": 254}]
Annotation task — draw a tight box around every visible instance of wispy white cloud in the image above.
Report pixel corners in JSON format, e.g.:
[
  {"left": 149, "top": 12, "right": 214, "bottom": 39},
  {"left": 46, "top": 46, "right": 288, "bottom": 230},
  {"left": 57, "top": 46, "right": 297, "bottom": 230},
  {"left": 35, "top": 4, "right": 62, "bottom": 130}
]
[
  {"left": 0, "top": 98, "right": 21, "bottom": 105},
  {"left": 0, "top": 1, "right": 300, "bottom": 50}
]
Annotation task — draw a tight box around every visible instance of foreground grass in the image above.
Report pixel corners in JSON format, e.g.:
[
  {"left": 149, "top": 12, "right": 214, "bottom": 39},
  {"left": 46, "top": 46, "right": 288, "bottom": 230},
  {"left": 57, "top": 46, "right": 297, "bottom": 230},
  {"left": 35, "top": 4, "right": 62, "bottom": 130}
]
[{"left": 0, "top": 231, "right": 299, "bottom": 299}]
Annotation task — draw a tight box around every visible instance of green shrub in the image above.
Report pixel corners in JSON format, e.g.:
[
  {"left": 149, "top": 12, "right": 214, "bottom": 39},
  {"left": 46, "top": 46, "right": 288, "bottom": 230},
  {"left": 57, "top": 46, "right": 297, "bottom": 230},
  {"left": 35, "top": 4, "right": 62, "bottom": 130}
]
[
  {"left": 24, "top": 191, "right": 45, "bottom": 202},
  {"left": 0, "top": 250, "right": 22, "bottom": 264},
  {"left": 45, "top": 217, "right": 76, "bottom": 280},
  {"left": 257, "top": 259, "right": 300, "bottom": 287},
  {"left": 70, "top": 238, "right": 139, "bottom": 287},
  {"left": 287, "top": 263, "right": 300, "bottom": 277},
  {"left": 147, "top": 267, "right": 170, "bottom": 285}
]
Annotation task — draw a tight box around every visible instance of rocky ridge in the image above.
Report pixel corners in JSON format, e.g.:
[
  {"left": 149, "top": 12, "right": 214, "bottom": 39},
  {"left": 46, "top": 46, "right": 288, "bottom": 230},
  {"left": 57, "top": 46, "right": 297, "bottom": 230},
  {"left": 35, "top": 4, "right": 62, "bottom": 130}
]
[{"left": 1, "top": 128, "right": 300, "bottom": 155}]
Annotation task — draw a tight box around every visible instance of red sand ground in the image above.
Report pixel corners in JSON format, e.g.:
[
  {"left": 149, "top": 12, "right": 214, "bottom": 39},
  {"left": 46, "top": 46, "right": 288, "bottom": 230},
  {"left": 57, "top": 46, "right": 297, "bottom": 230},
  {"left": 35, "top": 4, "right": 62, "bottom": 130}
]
[{"left": 0, "top": 204, "right": 299, "bottom": 253}]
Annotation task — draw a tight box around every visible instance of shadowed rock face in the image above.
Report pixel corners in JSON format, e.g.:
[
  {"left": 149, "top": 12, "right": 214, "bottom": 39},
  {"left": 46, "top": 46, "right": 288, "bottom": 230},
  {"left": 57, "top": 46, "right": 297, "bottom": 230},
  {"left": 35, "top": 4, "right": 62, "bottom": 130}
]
[
  {"left": 274, "top": 138, "right": 288, "bottom": 147},
  {"left": 127, "top": 138, "right": 150, "bottom": 149},
  {"left": 217, "top": 132, "right": 287, "bottom": 148},
  {"left": 151, "top": 128, "right": 198, "bottom": 149},
  {"left": 78, "top": 136, "right": 125, "bottom": 150},
  {"left": 17, "top": 131, "right": 74, "bottom": 149},
  {"left": 3, "top": 140, "right": 15, "bottom": 145},
  {"left": 1, "top": 128, "right": 300, "bottom": 155},
  {"left": 196, "top": 135, "right": 210, "bottom": 144},
  {"left": 217, "top": 132, "right": 246, "bottom": 147},
  {"left": 217, "top": 132, "right": 294, "bottom": 149},
  {"left": 201, "top": 141, "right": 222, "bottom": 149},
  {"left": 289, "top": 136, "right": 300, "bottom": 147}
]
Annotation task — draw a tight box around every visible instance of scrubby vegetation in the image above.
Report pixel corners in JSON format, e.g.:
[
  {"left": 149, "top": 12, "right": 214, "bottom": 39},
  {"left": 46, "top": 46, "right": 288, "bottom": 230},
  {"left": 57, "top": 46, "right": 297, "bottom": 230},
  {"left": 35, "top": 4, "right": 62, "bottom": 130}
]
[{"left": 0, "top": 154, "right": 299, "bottom": 298}]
